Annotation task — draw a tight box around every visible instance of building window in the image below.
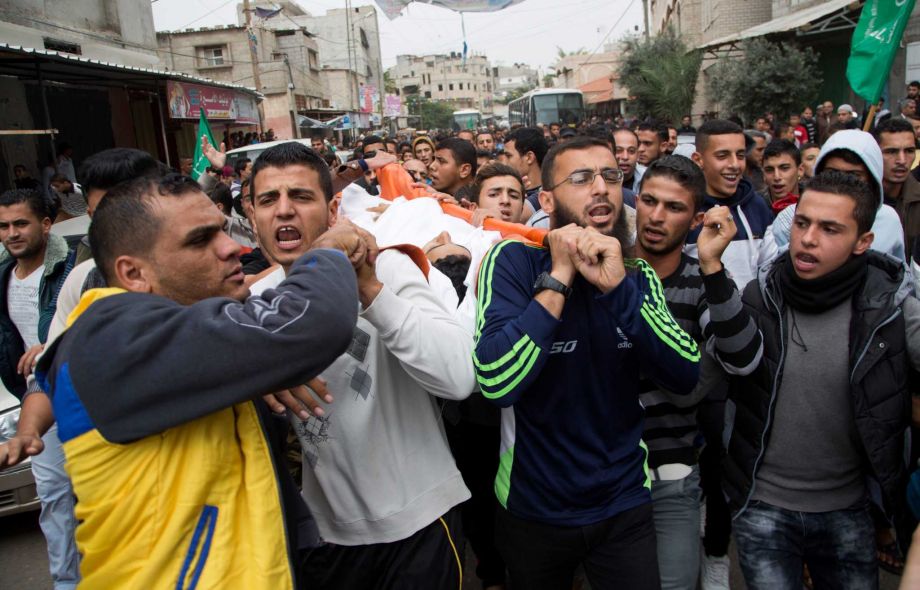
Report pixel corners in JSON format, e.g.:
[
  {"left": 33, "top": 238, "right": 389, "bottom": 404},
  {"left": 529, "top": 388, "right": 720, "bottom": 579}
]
[
  {"left": 474, "top": 84, "right": 477, "bottom": 91},
  {"left": 271, "top": 51, "right": 286, "bottom": 61},
  {"left": 359, "top": 28, "right": 369, "bottom": 49},
  {"left": 43, "top": 38, "right": 81, "bottom": 55},
  {"left": 438, "top": 84, "right": 443, "bottom": 91},
  {"left": 449, "top": 83, "right": 454, "bottom": 91},
  {"left": 308, "top": 49, "right": 319, "bottom": 70},
  {"left": 198, "top": 45, "right": 228, "bottom": 68},
  {"left": 411, "top": 70, "right": 415, "bottom": 77},
  {"left": 425, "top": 91, "right": 431, "bottom": 98}
]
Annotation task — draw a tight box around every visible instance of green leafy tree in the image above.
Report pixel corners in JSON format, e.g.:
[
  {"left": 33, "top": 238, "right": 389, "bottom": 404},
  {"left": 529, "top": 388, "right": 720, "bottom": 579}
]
[
  {"left": 417, "top": 99, "right": 455, "bottom": 130},
  {"left": 383, "top": 69, "right": 397, "bottom": 94},
  {"left": 496, "top": 86, "right": 533, "bottom": 105},
  {"left": 708, "top": 38, "right": 822, "bottom": 123},
  {"left": 556, "top": 46, "right": 588, "bottom": 59},
  {"left": 618, "top": 27, "right": 702, "bottom": 124}
]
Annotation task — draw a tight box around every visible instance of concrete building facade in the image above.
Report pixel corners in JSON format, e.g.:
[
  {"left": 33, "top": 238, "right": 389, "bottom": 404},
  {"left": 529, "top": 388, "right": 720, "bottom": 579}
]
[
  {"left": 0, "top": 0, "right": 159, "bottom": 67},
  {"left": 157, "top": 24, "right": 326, "bottom": 138},
  {"left": 494, "top": 63, "right": 539, "bottom": 97},
  {"left": 238, "top": 2, "right": 383, "bottom": 113},
  {"left": 390, "top": 53, "right": 495, "bottom": 113},
  {"left": 552, "top": 51, "right": 620, "bottom": 90}
]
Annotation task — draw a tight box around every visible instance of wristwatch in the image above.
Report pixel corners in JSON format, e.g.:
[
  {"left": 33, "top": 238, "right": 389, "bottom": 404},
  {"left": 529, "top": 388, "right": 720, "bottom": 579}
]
[{"left": 533, "top": 272, "right": 572, "bottom": 299}]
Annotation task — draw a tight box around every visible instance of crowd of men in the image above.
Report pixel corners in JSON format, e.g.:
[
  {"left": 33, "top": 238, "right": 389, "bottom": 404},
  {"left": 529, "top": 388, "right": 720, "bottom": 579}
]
[{"left": 4, "top": 84, "right": 920, "bottom": 590}]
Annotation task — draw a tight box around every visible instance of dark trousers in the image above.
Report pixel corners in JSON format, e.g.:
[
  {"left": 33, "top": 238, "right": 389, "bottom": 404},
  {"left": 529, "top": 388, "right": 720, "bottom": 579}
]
[
  {"left": 734, "top": 500, "right": 877, "bottom": 590},
  {"left": 496, "top": 502, "right": 660, "bottom": 590},
  {"left": 299, "top": 506, "right": 464, "bottom": 590},
  {"left": 444, "top": 418, "right": 506, "bottom": 587},
  {"left": 698, "top": 399, "right": 732, "bottom": 557}
]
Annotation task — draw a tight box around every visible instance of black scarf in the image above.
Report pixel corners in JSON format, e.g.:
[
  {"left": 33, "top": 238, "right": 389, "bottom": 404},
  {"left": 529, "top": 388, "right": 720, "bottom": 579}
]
[{"left": 776, "top": 251, "right": 868, "bottom": 313}]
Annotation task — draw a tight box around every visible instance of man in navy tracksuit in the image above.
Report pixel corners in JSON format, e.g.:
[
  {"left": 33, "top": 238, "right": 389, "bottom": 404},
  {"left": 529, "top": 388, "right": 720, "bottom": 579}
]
[{"left": 474, "top": 137, "right": 700, "bottom": 589}]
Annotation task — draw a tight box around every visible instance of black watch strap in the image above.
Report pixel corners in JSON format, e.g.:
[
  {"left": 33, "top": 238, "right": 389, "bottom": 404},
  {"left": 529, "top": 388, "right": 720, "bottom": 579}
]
[{"left": 533, "top": 271, "right": 572, "bottom": 299}]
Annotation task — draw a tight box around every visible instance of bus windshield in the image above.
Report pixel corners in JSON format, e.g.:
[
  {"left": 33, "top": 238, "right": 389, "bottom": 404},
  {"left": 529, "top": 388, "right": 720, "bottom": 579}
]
[
  {"left": 453, "top": 111, "right": 481, "bottom": 130},
  {"left": 533, "top": 94, "right": 584, "bottom": 126}
]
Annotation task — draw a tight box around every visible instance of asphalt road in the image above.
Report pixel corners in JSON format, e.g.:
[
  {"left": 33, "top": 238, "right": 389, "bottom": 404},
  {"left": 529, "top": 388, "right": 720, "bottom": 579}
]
[{"left": 0, "top": 510, "right": 903, "bottom": 590}]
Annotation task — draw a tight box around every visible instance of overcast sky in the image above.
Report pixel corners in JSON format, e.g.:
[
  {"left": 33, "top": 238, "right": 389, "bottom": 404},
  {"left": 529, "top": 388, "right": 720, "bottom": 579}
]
[{"left": 152, "top": 0, "right": 645, "bottom": 72}]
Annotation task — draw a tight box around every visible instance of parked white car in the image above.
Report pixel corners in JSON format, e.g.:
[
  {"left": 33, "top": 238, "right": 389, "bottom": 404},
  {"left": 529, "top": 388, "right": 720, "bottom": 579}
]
[{"left": 0, "top": 388, "right": 39, "bottom": 516}]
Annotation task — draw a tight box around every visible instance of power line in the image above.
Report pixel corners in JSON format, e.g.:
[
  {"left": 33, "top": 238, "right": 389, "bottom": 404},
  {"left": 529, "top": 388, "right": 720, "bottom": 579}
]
[
  {"left": 176, "top": 0, "right": 239, "bottom": 31},
  {"left": 577, "top": 0, "right": 639, "bottom": 66}
]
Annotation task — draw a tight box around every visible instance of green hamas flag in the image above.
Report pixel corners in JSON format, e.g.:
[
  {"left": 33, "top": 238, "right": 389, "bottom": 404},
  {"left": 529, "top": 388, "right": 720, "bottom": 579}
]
[
  {"left": 847, "top": 0, "right": 917, "bottom": 103},
  {"left": 192, "top": 108, "right": 217, "bottom": 178}
]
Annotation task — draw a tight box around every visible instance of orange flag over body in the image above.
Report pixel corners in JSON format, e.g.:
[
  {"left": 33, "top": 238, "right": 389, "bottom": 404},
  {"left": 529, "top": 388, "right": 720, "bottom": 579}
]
[{"left": 375, "top": 163, "right": 548, "bottom": 246}]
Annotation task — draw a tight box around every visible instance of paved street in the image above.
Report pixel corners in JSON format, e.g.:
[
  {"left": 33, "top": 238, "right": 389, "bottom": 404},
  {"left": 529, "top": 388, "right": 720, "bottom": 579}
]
[{"left": 0, "top": 508, "right": 904, "bottom": 590}]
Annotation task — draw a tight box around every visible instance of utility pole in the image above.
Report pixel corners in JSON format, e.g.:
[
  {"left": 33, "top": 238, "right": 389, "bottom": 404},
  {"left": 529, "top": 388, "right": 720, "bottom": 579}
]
[
  {"left": 243, "top": 0, "right": 265, "bottom": 132},
  {"left": 642, "top": 0, "right": 650, "bottom": 39},
  {"left": 345, "top": 0, "right": 356, "bottom": 136}
]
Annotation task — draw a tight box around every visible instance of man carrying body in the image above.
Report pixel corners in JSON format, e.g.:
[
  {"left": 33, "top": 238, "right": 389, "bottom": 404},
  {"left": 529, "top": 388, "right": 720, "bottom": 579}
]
[
  {"left": 634, "top": 157, "right": 762, "bottom": 590},
  {"left": 468, "top": 162, "right": 527, "bottom": 225},
  {"left": 429, "top": 137, "right": 478, "bottom": 200},
  {"left": 248, "top": 142, "right": 474, "bottom": 589},
  {"left": 722, "top": 171, "right": 920, "bottom": 589},
  {"left": 474, "top": 137, "right": 700, "bottom": 589},
  {"left": 0, "top": 189, "right": 77, "bottom": 590},
  {"left": 2, "top": 173, "right": 363, "bottom": 589}
]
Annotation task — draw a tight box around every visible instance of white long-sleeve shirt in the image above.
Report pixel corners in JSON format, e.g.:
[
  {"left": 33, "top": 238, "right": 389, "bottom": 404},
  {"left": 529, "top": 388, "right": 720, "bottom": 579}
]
[{"left": 251, "top": 249, "right": 473, "bottom": 545}]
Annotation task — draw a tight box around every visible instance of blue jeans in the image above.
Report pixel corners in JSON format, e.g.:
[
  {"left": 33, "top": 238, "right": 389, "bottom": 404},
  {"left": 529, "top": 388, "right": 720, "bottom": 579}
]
[
  {"left": 31, "top": 425, "right": 80, "bottom": 590},
  {"left": 651, "top": 465, "right": 701, "bottom": 590},
  {"left": 734, "top": 499, "right": 877, "bottom": 590}
]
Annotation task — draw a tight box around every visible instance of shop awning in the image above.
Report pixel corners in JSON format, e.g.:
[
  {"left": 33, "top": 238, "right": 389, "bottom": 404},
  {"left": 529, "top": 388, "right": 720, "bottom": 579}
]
[
  {"left": 579, "top": 76, "right": 615, "bottom": 105},
  {"left": 0, "top": 43, "right": 260, "bottom": 98},
  {"left": 698, "top": 0, "right": 860, "bottom": 52}
]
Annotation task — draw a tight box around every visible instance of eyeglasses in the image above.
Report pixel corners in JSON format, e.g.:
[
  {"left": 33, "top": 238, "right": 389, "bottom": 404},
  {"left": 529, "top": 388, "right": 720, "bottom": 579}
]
[{"left": 548, "top": 168, "right": 624, "bottom": 190}]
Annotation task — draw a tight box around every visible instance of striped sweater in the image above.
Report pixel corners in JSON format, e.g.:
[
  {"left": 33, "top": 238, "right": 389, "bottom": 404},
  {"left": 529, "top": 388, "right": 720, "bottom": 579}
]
[{"left": 639, "top": 253, "right": 763, "bottom": 469}]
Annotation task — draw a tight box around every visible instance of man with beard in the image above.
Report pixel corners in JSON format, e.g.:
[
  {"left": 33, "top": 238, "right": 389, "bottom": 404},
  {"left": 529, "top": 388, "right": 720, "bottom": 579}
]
[
  {"left": 3, "top": 174, "right": 362, "bottom": 589},
  {"left": 476, "top": 130, "right": 496, "bottom": 154},
  {"left": 474, "top": 137, "right": 700, "bottom": 589},
  {"left": 634, "top": 157, "right": 762, "bottom": 590},
  {"left": 874, "top": 117, "right": 920, "bottom": 249}
]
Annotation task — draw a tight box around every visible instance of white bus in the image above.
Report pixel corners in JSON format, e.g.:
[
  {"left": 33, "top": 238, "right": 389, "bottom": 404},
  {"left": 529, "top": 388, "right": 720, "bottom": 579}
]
[
  {"left": 452, "top": 109, "right": 482, "bottom": 131},
  {"left": 508, "top": 89, "right": 585, "bottom": 128}
]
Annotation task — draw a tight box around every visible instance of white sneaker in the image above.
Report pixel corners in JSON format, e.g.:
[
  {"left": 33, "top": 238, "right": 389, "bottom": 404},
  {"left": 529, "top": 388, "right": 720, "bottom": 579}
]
[{"left": 700, "top": 554, "right": 730, "bottom": 590}]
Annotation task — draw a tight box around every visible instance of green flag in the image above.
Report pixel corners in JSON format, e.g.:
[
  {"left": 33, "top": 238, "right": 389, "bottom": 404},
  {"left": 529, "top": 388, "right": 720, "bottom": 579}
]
[
  {"left": 846, "top": 0, "right": 917, "bottom": 103},
  {"left": 192, "top": 108, "right": 217, "bottom": 178}
]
